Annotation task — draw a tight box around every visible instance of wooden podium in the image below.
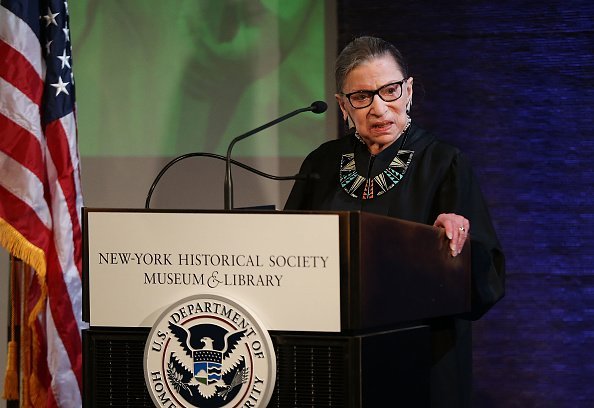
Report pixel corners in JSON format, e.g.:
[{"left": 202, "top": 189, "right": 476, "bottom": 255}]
[{"left": 82, "top": 209, "right": 470, "bottom": 407}]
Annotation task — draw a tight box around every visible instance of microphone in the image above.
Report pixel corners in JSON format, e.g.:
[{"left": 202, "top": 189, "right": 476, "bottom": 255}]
[
  {"left": 224, "top": 101, "right": 327, "bottom": 210},
  {"left": 310, "top": 100, "right": 328, "bottom": 114},
  {"left": 144, "top": 152, "right": 319, "bottom": 209}
]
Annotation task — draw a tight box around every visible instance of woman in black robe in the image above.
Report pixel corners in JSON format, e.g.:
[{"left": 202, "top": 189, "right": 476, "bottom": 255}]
[{"left": 285, "top": 36, "right": 505, "bottom": 407}]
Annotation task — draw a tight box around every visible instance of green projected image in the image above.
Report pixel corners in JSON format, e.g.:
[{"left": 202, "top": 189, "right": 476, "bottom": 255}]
[{"left": 70, "top": 0, "right": 326, "bottom": 157}]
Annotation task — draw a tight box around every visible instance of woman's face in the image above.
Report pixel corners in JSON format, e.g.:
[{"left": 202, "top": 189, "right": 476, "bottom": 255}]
[{"left": 336, "top": 54, "right": 413, "bottom": 154}]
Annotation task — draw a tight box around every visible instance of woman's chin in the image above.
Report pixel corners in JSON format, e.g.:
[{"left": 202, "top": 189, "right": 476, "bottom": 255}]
[{"left": 363, "top": 133, "right": 398, "bottom": 147}]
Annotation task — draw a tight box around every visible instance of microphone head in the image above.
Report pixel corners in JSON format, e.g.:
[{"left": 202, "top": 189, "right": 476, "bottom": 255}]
[{"left": 310, "top": 100, "right": 328, "bottom": 114}]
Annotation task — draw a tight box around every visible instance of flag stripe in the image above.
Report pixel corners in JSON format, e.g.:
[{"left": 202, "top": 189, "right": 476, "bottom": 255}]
[
  {"left": 45, "top": 149, "right": 84, "bottom": 331},
  {"left": 46, "top": 305, "right": 82, "bottom": 407},
  {"left": 46, "top": 119, "right": 83, "bottom": 276},
  {"left": 0, "top": 77, "right": 44, "bottom": 146},
  {"left": 46, "top": 241, "right": 82, "bottom": 390},
  {"left": 43, "top": 130, "right": 84, "bottom": 399},
  {"left": 0, "top": 114, "right": 46, "bottom": 182},
  {"left": 0, "top": 150, "right": 51, "bottom": 230},
  {"left": 0, "top": 5, "right": 44, "bottom": 78},
  {"left": 0, "top": 40, "right": 44, "bottom": 105},
  {"left": 60, "top": 113, "right": 84, "bottom": 230},
  {"left": 0, "top": 185, "right": 51, "bottom": 254}
]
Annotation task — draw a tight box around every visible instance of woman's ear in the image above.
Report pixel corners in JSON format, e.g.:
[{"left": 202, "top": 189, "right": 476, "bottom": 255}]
[
  {"left": 335, "top": 93, "right": 349, "bottom": 122},
  {"left": 406, "top": 76, "right": 414, "bottom": 98}
]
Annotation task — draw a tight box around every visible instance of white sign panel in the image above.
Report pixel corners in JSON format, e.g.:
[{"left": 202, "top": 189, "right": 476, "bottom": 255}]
[{"left": 86, "top": 211, "right": 341, "bottom": 332}]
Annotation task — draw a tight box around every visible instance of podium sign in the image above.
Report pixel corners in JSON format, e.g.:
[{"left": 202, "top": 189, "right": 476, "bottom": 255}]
[{"left": 84, "top": 210, "right": 341, "bottom": 332}]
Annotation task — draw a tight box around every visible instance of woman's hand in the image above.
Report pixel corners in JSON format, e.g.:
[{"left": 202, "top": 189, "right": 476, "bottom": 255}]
[{"left": 433, "top": 213, "right": 470, "bottom": 257}]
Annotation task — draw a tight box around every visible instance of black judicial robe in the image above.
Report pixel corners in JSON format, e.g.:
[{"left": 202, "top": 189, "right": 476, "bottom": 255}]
[{"left": 285, "top": 124, "right": 505, "bottom": 407}]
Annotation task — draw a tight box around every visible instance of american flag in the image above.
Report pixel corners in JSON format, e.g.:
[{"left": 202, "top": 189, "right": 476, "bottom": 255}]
[{"left": 0, "top": 0, "right": 84, "bottom": 406}]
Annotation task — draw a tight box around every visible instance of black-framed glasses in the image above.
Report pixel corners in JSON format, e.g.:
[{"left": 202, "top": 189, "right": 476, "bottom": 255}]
[{"left": 342, "top": 79, "right": 408, "bottom": 109}]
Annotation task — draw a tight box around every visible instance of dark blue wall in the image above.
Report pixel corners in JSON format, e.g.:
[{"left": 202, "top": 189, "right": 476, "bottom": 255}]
[{"left": 337, "top": 1, "right": 594, "bottom": 405}]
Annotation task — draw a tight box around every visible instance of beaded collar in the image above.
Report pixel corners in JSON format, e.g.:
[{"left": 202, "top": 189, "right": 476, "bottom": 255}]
[{"left": 339, "top": 124, "right": 414, "bottom": 199}]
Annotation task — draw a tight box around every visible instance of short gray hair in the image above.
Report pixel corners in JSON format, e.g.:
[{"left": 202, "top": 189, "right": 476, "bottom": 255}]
[{"left": 335, "top": 36, "right": 409, "bottom": 92}]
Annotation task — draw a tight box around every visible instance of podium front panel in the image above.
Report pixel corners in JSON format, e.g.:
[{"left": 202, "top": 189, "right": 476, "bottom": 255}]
[{"left": 83, "top": 209, "right": 341, "bottom": 332}]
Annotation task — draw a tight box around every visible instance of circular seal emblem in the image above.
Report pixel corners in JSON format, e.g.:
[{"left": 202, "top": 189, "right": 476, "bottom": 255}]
[{"left": 144, "top": 294, "right": 276, "bottom": 407}]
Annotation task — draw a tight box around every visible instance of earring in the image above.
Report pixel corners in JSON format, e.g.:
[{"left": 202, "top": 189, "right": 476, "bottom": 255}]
[
  {"left": 406, "top": 99, "right": 412, "bottom": 115},
  {"left": 345, "top": 116, "right": 364, "bottom": 143},
  {"left": 354, "top": 130, "right": 365, "bottom": 144}
]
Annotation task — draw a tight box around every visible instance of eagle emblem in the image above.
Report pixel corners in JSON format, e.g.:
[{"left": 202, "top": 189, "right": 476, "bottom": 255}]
[
  {"left": 144, "top": 295, "right": 276, "bottom": 407},
  {"left": 167, "top": 321, "right": 249, "bottom": 404}
]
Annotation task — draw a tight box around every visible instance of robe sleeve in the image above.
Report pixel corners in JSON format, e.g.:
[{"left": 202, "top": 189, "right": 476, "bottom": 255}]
[
  {"left": 284, "top": 154, "right": 313, "bottom": 210},
  {"left": 433, "top": 151, "right": 506, "bottom": 320},
  {"left": 285, "top": 145, "right": 337, "bottom": 210}
]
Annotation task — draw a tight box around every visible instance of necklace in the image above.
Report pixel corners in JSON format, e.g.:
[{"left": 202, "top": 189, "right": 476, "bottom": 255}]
[
  {"left": 339, "top": 150, "right": 414, "bottom": 199},
  {"left": 340, "top": 122, "right": 413, "bottom": 199}
]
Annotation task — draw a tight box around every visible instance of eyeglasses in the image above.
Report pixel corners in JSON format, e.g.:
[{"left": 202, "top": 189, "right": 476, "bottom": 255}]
[{"left": 342, "top": 79, "right": 408, "bottom": 109}]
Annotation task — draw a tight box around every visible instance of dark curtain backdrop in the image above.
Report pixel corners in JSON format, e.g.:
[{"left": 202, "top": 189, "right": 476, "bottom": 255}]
[{"left": 337, "top": 1, "right": 593, "bottom": 406}]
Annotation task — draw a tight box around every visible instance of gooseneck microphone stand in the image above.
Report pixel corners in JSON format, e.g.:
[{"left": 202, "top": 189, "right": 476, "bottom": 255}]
[
  {"left": 224, "top": 101, "right": 327, "bottom": 210},
  {"left": 144, "top": 152, "right": 316, "bottom": 209}
]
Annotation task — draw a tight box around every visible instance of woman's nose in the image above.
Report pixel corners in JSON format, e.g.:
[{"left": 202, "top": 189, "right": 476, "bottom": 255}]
[{"left": 368, "top": 94, "right": 388, "bottom": 115}]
